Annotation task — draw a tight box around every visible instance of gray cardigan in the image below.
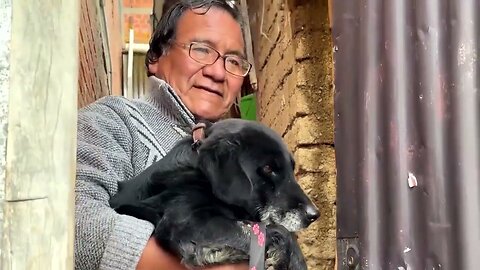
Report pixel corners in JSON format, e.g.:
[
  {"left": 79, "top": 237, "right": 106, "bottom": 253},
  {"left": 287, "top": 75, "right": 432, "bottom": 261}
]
[{"left": 75, "top": 77, "right": 195, "bottom": 269}]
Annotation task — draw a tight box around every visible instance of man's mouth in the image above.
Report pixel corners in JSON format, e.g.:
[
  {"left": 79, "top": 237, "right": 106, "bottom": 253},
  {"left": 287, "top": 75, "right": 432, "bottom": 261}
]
[{"left": 195, "top": 85, "right": 223, "bottom": 97}]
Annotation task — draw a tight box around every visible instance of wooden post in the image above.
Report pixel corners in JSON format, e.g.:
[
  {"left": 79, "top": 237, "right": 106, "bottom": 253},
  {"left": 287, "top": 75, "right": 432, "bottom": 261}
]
[
  {"left": 0, "top": 1, "right": 12, "bottom": 263},
  {"left": 239, "top": 0, "right": 258, "bottom": 92},
  {"left": 0, "top": 0, "right": 79, "bottom": 269}
]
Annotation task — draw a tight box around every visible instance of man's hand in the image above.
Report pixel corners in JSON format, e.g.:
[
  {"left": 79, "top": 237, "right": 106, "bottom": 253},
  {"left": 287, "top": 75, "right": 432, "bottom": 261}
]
[
  {"left": 137, "top": 238, "right": 248, "bottom": 270},
  {"left": 136, "top": 238, "right": 186, "bottom": 270}
]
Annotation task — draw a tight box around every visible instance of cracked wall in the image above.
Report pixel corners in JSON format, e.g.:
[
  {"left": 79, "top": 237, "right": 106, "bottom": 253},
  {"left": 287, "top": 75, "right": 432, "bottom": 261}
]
[{"left": 247, "top": 0, "right": 336, "bottom": 269}]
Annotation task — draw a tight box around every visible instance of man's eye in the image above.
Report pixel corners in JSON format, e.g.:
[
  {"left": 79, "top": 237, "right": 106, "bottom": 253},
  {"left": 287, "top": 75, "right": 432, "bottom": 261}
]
[
  {"left": 192, "top": 46, "right": 211, "bottom": 54},
  {"left": 226, "top": 57, "right": 241, "bottom": 66}
]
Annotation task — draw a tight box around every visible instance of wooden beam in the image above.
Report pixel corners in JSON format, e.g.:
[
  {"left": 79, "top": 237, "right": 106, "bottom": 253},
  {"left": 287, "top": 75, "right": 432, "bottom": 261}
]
[
  {"left": 328, "top": 0, "right": 333, "bottom": 28},
  {"left": 239, "top": 0, "right": 258, "bottom": 92},
  {"left": 0, "top": 0, "right": 12, "bottom": 262},
  {"left": 0, "top": 0, "right": 78, "bottom": 269}
]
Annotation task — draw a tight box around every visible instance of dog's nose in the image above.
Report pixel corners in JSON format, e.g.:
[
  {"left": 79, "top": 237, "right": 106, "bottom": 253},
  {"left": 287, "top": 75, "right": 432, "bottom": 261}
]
[{"left": 305, "top": 204, "right": 320, "bottom": 223}]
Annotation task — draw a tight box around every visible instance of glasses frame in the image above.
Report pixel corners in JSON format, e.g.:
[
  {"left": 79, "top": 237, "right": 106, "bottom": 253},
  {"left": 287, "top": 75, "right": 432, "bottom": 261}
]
[{"left": 174, "top": 41, "right": 252, "bottom": 77}]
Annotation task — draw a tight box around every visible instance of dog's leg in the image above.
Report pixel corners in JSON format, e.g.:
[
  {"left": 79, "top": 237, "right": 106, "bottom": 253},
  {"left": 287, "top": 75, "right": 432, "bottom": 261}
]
[
  {"left": 265, "top": 225, "right": 307, "bottom": 270},
  {"left": 186, "top": 243, "right": 249, "bottom": 267},
  {"left": 287, "top": 235, "right": 308, "bottom": 270},
  {"left": 154, "top": 219, "right": 251, "bottom": 268},
  {"left": 114, "top": 204, "right": 161, "bottom": 225}
]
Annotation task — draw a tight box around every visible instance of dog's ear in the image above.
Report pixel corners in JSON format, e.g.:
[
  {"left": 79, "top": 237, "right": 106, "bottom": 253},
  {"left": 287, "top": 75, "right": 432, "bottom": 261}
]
[{"left": 198, "top": 136, "right": 254, "bottom": 206}]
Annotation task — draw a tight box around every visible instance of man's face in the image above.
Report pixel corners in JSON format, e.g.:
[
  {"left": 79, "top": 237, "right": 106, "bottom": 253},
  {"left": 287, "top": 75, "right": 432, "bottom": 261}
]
[{"left": 150, "top": 8, "right": 246, "bottom": 121}]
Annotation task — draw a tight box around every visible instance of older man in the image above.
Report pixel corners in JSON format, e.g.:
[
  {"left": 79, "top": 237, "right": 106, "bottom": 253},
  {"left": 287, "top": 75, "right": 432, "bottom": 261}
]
[{"left": 74, "top": 1, "right": 251, "bottom": 269}]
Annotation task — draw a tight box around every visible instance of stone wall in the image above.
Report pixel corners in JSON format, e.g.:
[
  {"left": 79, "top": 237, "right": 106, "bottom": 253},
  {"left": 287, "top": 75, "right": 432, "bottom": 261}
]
[{"left": 246, "top": 0, "right": 336, "bottom": 268}]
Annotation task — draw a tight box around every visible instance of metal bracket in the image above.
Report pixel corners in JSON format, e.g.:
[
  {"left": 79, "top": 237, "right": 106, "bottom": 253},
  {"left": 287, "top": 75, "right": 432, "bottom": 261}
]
[{"left": 337, "top": 238, "right": 360, "bottom": 270}]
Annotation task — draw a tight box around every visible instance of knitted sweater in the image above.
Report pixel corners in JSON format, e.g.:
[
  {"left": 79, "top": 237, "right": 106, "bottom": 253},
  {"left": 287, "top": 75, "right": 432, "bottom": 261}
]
[{"left": 75, "top": 77, "right": 196, "bottom": 270}]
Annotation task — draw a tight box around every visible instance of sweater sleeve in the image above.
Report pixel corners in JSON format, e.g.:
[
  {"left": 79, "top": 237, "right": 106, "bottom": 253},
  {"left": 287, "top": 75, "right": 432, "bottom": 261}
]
[{"left": 75, "top": 101, "right": 154, "bottom": 270}]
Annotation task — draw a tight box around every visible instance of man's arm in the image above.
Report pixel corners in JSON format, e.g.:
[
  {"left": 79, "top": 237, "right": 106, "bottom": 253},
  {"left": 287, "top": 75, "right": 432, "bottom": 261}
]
[
  {"left": 75, "top": 102, "right": 154, "bottom": 270},
  {"left": 75, "top": 99, "right": 249, "bottom": 270}
]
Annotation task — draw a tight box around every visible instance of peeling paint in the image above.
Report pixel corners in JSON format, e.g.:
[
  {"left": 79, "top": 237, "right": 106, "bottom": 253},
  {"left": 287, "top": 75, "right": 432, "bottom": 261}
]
[{"left": 407, "top": 172, "right": 418, "bottom": 188}]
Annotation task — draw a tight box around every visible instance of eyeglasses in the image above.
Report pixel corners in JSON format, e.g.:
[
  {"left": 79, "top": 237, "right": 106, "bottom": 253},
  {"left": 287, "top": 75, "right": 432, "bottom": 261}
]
[{"left": 174, "top": 42, "right": 252, "bottom": 77}]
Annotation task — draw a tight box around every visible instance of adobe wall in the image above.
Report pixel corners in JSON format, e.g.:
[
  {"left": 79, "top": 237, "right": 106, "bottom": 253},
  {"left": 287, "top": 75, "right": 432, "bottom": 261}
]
[{"left": 247, "top": 0, "right": 336, "bottom": 268}]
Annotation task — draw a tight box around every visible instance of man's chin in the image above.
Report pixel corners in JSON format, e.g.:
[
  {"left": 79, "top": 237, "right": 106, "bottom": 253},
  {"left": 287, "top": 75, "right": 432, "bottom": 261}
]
[
  {"left": 186, "top": 99, "right": 228, "bottom": 122},
  {"left": 192, "top": 109, "right": 223, "bottom": 122}
]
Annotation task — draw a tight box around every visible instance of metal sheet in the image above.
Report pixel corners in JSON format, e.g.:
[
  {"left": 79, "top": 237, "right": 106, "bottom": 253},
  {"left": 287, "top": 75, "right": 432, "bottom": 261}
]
[{"left": 332, "top": 0, "right": 480, "bottom": 269}]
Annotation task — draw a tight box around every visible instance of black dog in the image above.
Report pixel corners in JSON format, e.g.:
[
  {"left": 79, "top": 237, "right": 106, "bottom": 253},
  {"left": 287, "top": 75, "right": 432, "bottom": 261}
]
[{"left": 109, "top": 119, "right": 320, "bottom": 269}]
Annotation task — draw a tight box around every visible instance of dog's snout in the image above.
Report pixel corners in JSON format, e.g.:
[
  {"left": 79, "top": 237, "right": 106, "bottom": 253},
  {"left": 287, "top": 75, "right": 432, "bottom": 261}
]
[{"left": 304, "top": 204, "right": 320, "bottom": 223}]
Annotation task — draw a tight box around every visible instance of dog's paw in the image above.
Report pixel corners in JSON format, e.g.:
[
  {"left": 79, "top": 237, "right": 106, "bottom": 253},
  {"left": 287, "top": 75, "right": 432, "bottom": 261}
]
[
  {"left": 182, "top": 245, "right": 248, "bottom": 268},
  {"left": 265, "top": 244, "right": 288, "bottom": 270},
  {"left": 287, "top": 239, "right": 308, "bottom": 270},
  {"left": 265, "top": 225, "right": 307, "bottom": 270}
]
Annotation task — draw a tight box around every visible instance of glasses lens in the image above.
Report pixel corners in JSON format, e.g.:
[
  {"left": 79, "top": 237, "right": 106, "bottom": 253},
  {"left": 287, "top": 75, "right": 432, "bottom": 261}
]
[
  {"left": 225, "top": 56, "right": 251, "bottom": 77},
  {"left": 189, "top": 43, "right": 217, "bottom": 64},
  {"left": 188, "top": 43, "right": 251, "bottom": 77}
]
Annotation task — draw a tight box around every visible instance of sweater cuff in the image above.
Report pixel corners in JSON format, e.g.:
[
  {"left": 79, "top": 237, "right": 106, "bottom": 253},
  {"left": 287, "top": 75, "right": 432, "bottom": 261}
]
[{"left": 100, "top": 214, "right": 154, "bottom": 270}]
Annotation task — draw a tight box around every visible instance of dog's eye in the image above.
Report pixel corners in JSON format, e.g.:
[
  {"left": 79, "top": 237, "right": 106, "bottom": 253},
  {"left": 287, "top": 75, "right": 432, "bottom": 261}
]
[{"left": 261, "top": 164, "right": 275, "bottom": 176}]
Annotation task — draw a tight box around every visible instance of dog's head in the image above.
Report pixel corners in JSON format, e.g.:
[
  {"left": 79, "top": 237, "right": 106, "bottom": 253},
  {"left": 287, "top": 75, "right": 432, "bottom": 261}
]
[{"left": 196, "top": 119, "right": 320, "bottom": 231}]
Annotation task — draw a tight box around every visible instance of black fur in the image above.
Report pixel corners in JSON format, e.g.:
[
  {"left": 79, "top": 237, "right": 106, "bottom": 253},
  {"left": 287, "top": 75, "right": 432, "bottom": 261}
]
[{"left": 109, "top": 118, "right": 320, "bottom": 269}]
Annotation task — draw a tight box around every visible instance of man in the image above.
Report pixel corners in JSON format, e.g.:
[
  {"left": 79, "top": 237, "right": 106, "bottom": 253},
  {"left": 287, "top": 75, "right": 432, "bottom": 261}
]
[{"left": 75, "top": 1, "right": 251, "bottom": 269}]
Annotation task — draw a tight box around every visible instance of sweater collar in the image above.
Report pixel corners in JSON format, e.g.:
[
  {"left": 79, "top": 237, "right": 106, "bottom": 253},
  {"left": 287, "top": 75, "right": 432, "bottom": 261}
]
[{"left": 143, "top": 76, "right": 196, "bottom": 128}]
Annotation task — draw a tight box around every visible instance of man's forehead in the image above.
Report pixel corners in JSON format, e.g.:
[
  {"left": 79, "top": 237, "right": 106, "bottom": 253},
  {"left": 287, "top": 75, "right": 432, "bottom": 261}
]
[{"left": 175, "top": 8, "right": 245, "bottom": 55}]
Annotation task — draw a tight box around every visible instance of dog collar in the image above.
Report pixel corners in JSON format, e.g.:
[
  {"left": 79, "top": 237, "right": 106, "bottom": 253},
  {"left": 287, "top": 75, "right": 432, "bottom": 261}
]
[
  {"left": 191, "top": 122, "right": 207, "bottom": 151},
  {"left": 248, "top": 222, "right": 266, "bottom": 270}
]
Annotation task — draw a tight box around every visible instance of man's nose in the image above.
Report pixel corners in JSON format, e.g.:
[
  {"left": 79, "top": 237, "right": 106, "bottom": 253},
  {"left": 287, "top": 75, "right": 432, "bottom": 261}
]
[{"left": 202, "top": 57, "right": 226, "bottom": 81}]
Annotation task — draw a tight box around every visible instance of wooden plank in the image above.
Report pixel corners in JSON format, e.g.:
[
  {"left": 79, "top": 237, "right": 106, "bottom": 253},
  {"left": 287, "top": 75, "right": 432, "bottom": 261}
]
[
  {"left": 245, "top": 0, "right": 262, "bottom": 73},
  {"left": 103, "top": 0, "right": 124, "bottom": 96},
  {"left": 0, "top": 0, "right": 12, "bottom": 261},
  {"left": 1, "top": 0, "right": 79, "bottom": 269},
  {"left": 328, "top": 0, "right": 333, "bottom": 28},
  {"left": 239, "top": 0, "right": 258, "bottom": 92}
]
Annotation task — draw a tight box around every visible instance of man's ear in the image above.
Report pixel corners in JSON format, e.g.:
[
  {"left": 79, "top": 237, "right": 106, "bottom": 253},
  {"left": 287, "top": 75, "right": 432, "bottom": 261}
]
[
  {"left": 148, "top": 61, "right": 159, "bottom": 75},
  {"left": 198, "top": 138, "right": 253, "bottom": 206}
]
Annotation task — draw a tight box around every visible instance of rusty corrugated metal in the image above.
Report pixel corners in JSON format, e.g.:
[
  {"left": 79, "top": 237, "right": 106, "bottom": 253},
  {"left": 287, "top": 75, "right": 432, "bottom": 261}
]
[{"left": 332, "top": 1, "right": 480, "bottom": 269}]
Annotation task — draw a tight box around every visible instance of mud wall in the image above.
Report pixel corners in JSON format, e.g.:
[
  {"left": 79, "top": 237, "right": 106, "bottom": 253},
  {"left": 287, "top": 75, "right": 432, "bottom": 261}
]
[{"left": 246, "top": 0, "right": 336, "bottom": 268}]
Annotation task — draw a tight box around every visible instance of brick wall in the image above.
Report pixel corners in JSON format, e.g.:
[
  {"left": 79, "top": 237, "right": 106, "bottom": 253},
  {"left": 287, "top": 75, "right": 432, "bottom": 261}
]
[
  {"left": 247, "top": 0, "right": 336, "bottom": 269},
  {"left": 78, "top": 0, "right": 110, "bottom": 108},
  {"left": 78, "top": 0, "right": 154, "bottom": 102},
  {"left": 123, "top": 0, "right": 153, "bottom": 43}
]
